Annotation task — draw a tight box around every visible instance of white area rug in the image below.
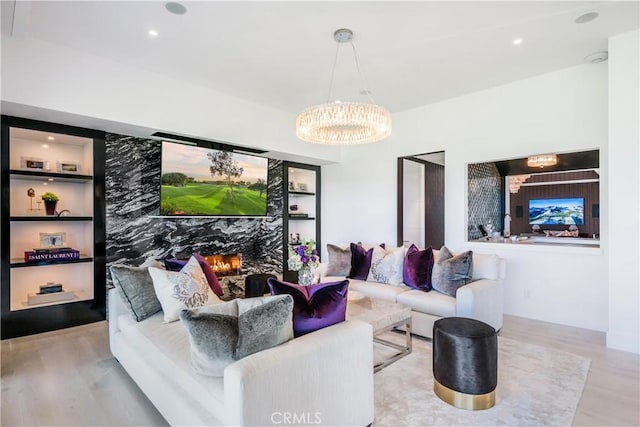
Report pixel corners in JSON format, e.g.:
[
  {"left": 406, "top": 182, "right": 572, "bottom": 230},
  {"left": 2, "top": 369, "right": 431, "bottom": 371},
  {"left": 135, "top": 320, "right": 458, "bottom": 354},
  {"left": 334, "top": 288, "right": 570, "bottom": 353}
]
[{"left": 374, "top": 333, "right": 591, "bottom": 427}]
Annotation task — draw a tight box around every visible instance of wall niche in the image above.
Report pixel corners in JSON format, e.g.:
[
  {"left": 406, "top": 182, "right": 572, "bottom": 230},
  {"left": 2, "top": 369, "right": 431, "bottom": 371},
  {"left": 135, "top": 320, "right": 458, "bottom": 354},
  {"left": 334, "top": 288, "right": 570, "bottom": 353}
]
[{"left": 467, "top": 149, "right": 600, "bottom": 243}]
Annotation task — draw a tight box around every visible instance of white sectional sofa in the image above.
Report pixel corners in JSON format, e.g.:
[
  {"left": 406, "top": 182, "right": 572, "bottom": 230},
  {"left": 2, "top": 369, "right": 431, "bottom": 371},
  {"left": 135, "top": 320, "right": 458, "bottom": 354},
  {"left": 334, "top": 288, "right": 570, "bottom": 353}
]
[
  {"left": 320, "top": 249, "right": 506, "bottom": 338},
  {"left": 108, "top": 288, "right": 375, "bottom": 426}
]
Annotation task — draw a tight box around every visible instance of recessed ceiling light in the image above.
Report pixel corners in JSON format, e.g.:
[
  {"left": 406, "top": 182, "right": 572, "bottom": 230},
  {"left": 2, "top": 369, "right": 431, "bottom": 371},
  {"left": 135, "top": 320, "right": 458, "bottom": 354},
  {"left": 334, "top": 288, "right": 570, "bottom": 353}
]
[
  {"left": 148, "top": 29, "right": 159, "bottom": 37},
  {"left": 48, "top": 178, "right": 54, "bottom": 182},
  {"left": 512, "top": 38, "right": 523, "bottom": 45},
  {"left": 584, "top": 51, "right": 608, "bottom": 64},
  {"left": 575, "top": 12, "right": 599, "bottom": 24},
  {"left": 47, "top": 136, "right": 54, "bottom": 141},
  {"left": 165, "top": 2, "right": 187, "bottom": 15},
  {"left": 42, "top": 144, "right": 49, "bottom": 148}
]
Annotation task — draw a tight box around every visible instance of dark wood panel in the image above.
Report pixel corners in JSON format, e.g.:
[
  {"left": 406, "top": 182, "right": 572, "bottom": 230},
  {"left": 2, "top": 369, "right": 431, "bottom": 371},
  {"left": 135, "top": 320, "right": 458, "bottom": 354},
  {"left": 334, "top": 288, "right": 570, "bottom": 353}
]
[
  {"left": 424, "top": 162, "right": 445, "bottom": 248},
  {"left": 510, "top": 182, "right": 599, "bottom": 236}
]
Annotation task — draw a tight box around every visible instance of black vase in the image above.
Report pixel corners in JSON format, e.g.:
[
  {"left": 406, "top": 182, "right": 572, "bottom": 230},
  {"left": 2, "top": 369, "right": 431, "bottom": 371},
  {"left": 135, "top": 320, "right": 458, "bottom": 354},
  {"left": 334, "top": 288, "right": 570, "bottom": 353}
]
[{"left": 44, "top": 200, "right": 57, "bottom": 216}]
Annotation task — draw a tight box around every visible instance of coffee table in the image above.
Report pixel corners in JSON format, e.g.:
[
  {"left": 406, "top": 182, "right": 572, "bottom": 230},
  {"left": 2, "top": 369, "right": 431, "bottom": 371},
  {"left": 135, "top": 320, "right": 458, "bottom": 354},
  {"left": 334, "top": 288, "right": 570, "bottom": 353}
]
[{"left": 346, "top": 294, "right": 412, "bottom": 372}]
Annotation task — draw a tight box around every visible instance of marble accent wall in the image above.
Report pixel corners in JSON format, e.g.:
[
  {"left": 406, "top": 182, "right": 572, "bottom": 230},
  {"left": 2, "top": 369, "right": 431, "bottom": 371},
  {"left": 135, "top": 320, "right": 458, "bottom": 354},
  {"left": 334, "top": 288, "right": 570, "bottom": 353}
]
[
  {"left": 105, "top": 134, "right": 283, "bottom": 286},
  {"left": 467, "top": 162, "right": 503, "bottom": 240}
]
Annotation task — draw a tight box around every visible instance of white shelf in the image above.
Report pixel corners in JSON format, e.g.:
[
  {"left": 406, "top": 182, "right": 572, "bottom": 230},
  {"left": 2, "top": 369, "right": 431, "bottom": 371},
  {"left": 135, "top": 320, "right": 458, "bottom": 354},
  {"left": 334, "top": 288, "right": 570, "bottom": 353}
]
[{"left": 15, "top": 290, "right": 89, "bottom": 311}]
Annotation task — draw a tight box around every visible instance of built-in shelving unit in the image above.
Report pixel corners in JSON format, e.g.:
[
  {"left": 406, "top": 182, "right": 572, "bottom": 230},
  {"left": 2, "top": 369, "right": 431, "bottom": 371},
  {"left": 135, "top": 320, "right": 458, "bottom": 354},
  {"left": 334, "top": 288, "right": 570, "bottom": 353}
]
[
  {"left": 1, "top": 116, "right": 106, "bottom": 339},
  {"left": 283, "top": 162, "right": 321, "bottom": 283}
]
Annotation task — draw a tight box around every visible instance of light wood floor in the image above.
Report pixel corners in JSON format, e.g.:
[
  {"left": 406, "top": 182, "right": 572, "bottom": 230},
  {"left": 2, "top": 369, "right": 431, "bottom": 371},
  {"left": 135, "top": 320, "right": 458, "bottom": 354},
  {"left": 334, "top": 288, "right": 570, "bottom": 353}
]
[{"left": 1, "top": 315, "right": 638, "bottom": 426}]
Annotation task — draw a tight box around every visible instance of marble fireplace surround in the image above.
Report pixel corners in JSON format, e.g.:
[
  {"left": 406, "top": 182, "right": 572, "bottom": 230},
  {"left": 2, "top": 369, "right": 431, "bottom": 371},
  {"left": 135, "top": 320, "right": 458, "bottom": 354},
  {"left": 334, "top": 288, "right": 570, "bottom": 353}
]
[{"left": 105, "top": 133, "right": 284, "bottom": 287}]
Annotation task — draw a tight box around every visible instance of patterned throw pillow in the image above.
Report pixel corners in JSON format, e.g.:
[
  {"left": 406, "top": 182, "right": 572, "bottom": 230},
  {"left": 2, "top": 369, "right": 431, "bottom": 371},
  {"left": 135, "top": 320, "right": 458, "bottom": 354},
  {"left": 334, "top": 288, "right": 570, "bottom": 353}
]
[
  {"left": 267, "top": 278, "right": 349, "bottom": 337},
  {"left": 164, "top": 253, "right": 224, "bottom": 297},
  {"left": 367, "top": 246, "right": 405, "bottom": 285},
  {"left": 431, "top": 246, "right": 474, "bottom": 297},
  {"left": 149, "top": 256, "right": 222, "bottom": 322},
  {"left": 403, "top": 245, "right": 434, "bottom": 291},
  {"left": 180, "top": 294, "right": 294, "bottom": 377}
]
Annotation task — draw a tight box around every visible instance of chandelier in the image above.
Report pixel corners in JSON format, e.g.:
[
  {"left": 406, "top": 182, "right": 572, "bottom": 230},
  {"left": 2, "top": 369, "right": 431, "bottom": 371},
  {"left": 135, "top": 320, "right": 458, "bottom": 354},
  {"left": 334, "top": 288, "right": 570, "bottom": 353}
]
[
  {"left": 527, "top": 154, "right": 557, "bottom": 168},
  {"left": 508, "top": 175, "right": 530, "bottom": 193},
  {"left": 295, "top": 29, "right": 392, "bottom": 145}
]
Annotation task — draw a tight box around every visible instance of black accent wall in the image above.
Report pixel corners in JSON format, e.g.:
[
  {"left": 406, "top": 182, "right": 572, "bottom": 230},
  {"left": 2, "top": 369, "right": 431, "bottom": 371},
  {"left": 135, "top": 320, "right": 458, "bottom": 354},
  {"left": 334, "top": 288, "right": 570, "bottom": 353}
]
[{"left": 105, "top": 134, "right": 283, "bottom": 285}]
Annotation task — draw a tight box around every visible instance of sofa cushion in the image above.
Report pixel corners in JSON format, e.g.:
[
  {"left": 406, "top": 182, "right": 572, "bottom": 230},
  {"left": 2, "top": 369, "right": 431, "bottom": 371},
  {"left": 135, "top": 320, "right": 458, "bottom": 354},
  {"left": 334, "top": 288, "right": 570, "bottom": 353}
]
[
  {"left": 367, "top": 246, "right": 405, "bottom": 285},
  {"left": 432, "top": 247, "right": 474, "bottom": 297},
  {"left": 396, "top": 289, "right": 456, "bottom": 318},
  {"left": 403, "top": 244, "right": 434, "bottom": 292},
  {"left": 325, "top": 244, "right": 352, "bottom": 276},
  {"left": 471, "top": 253, "right": 502, "bottom": 281},
  {"left": 149, "top": 256, "right": 222, "bottom": 322},
  {"left": 348, "top": 243, "right": 374, "bottom": 280},
  {"left": 165, "top": 253, "right": 224, "bottom": 297},
  {"left": 349, "top": 279, "right": 409, "bottom": 302},
  {"left": 180, "top": 295, "right": 294, "bottom": 377},
  {"left": 110, "top": 263, "right": 162, "bottom": 322},
  {"left": 267, "top": 278, "right": 349, "bottom": 337}
]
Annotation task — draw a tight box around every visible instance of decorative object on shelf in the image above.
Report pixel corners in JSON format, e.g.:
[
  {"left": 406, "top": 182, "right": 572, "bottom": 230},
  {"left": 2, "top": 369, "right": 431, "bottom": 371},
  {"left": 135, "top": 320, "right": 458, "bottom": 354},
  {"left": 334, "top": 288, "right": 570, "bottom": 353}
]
[
  {"left": 56, "top": 160, "right": 82, "bottom": 174},
  {"left": 287, "top": 239, "right": 320, "bottom": 286},
  {"left": 26, "top": 187, "right": 43, "bottom": 215},
  {"left": 57, "top": 209, "right": 71, "bottom": 217},
  {"left": 289, "top": 212, "right": 309, "bottom": 218},
  {"left": 288, "top": 181, "right": 295, "bottom": 191},
  {"left": 532, "top": 224, "right": 541, "bottom": 233},
  {"left": 20, "top": 156, "right": 49, "bottom": 171},
  {"left": 24, "top": 249, "right": 79, "bottom": 263},
  {"left": 289, "top": 204, "right": 298, "bottom": 211},
  {"left": 27, "top": 290, "right": 75, "bottom": 305},
  {"left": 297, "top": 183, "right": 308, "bottom": 192},
  {"left": 295, "top": 28, "right": 392, "bottom": 145},
  {"left": 527, "top": 154, "right": 557, "bottom": 168},
  {"left": 41, "top": 192, "right": 59, "bottom": 215},
  {"left": 290, "top": 232, "right": 301, "bottom": 244},
  {"left": 39, "top": 283, "right": 63, "bottom": 294},
  {"left": 39, "top": 231, "right": 66, "bottom": 248}
]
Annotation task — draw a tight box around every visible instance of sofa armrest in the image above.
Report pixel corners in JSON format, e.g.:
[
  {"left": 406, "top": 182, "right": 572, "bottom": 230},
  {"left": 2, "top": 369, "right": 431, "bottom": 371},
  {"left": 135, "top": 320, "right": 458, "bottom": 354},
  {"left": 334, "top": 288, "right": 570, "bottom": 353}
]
[
  {"left": 224, "top": 320, "right": 374, "bottom": 427},
  {"left": 108, "top": 287, "right": 131, "bottom": 337},
  {"left": 455, "top": 278, "right": 504, "bottom": 331}
]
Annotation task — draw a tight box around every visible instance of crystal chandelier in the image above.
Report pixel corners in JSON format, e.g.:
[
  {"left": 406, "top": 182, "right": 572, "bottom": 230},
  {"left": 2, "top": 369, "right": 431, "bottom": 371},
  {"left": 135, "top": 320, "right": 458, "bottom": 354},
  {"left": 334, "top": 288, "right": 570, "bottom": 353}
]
[
  {"left": 295, "top": 29, "right": 392, "bottom": 145},
  {"left": 527, "top": 154, "right": 557, "bottom": 168},
  {"left": 508, "top": 175, "right": 531, "bottom": 193}
]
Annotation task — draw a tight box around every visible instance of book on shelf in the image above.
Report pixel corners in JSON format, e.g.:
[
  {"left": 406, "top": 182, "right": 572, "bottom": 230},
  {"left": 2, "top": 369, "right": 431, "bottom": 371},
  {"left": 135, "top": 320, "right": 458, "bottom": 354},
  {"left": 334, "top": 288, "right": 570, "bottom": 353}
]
[
  {"left": 24, "top": 249, "right": 80, "bottom": 263},
  {"left": 33, "top": 247, "right": 74, "bottom": 253},
  {"left": 288, "top": 213, "right": 309, "bottom": 218}
]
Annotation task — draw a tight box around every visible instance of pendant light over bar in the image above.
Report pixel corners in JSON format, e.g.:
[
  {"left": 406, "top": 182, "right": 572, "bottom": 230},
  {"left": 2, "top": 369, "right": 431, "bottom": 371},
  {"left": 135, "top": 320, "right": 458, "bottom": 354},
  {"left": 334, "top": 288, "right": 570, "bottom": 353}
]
[{"left": 295, "top": 29, "right": 392, "bottom": 145}]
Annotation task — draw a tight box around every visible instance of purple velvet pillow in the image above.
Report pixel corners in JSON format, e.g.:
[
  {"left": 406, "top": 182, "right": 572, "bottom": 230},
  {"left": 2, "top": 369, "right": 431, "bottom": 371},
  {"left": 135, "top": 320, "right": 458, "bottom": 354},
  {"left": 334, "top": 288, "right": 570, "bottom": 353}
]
[
  {"left": 267, "top": 278, "right": 349, "bottom": 337},
  {"left": 193, "top": 253, "right": 224, "bottom": 297},
  {"left": 348, "top": 243, "right": 374, "bottom": 280},
  {"left": 403, "top": 244, "right": 434, "bottom": 291}
]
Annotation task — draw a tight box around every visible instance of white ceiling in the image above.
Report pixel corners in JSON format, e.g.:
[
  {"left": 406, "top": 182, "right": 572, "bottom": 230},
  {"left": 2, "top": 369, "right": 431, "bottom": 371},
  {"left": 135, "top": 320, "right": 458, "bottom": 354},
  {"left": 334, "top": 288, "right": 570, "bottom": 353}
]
[{"left": 2, "top": 1, "right": 639, "bottom": 114}]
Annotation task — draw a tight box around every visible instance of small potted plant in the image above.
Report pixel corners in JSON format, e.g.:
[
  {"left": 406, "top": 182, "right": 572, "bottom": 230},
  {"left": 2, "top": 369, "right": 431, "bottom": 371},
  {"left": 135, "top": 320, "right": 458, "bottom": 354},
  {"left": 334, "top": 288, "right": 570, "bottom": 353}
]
[{"left": 41, "top": 192, "right": 59, "bottom": 216}]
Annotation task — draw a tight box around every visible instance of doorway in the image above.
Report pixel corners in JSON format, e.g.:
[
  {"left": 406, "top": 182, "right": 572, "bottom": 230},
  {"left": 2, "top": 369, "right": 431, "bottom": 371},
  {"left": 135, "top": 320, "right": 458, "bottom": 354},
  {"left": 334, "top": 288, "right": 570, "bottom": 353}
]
[{"left": 397, "top": 151, "right": 445, "bottom": 249}]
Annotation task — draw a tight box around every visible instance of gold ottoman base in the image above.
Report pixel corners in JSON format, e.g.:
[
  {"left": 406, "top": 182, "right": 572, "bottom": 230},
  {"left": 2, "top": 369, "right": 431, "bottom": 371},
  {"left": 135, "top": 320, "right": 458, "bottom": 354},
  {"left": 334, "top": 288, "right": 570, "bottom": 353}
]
[{"left": 434, "top": 379, "right": 495, "bottom": 410}]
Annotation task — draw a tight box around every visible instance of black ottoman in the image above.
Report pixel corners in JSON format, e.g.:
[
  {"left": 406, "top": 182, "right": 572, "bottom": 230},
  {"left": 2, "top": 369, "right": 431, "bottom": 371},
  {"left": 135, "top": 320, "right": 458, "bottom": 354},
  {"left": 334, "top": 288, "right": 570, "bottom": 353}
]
[
  {"left": 244, "top": 273, "right": 276, "bottom": 298},
  {"left": 432, "top": 317, "right": 497, "bottom": 410}
]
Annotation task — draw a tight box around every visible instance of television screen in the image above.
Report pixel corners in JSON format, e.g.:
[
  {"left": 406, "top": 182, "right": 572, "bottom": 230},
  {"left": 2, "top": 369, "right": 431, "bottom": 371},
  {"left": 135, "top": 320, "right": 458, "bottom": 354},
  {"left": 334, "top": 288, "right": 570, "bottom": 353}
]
[
  {"left": 160, "top": 141, "right": 268, "bottom": 216},
  {"left": 529, "top": 198, "right": 584, "bottom": 225}
]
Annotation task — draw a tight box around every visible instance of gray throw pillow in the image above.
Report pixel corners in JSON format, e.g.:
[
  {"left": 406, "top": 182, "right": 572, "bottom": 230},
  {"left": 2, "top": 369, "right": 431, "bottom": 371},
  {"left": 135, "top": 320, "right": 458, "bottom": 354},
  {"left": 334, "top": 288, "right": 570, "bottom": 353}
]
[
  {"left": 325, "top": 244, "right": 351, "bottom": 276},
  {"left": 180, "top": 294, "right": 294, "bottom": 377},
  {"left": 110, "top": 264, "right": 162, "bottom": 322},
  {"left": 431, "top": 246, "right": 473, "bottom": 297}
]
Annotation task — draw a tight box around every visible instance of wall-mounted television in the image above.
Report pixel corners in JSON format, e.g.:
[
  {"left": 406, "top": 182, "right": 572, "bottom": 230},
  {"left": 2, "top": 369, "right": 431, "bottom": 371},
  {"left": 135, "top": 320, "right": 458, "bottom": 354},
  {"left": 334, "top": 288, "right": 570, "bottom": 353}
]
[
  {"left": 529, "top": 197, "right": 584, "bottom": 225},
  {"left": 160, "top": 141, "right": 268, "bottom": 216}
]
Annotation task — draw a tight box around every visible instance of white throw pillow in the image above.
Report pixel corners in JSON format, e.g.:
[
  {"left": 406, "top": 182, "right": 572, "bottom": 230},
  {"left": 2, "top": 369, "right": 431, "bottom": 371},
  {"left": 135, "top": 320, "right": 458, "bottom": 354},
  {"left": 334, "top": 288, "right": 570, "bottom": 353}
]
[
  {"left": 149, "top": 256, "right": 221, "bottom": 322},
  {"left": 367, "top": 246, "right": 405, "bottom": 285}
]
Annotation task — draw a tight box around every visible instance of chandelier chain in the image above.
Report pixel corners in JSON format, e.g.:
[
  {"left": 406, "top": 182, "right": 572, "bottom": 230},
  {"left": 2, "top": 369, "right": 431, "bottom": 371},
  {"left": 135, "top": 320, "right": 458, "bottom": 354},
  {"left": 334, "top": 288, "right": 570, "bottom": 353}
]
[
  {"left": 325, "top": 42, "right": 341, "bottom": 103},
  {"left": 350, "top": 42, "right": 376, "bottom": 104}
]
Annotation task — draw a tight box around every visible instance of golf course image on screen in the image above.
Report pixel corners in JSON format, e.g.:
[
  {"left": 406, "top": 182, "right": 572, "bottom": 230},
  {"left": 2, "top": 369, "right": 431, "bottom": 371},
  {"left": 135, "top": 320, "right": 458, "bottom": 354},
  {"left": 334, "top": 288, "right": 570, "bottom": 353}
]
[{"left": 160, "top": 141, "right": 268, "bottom": 216}]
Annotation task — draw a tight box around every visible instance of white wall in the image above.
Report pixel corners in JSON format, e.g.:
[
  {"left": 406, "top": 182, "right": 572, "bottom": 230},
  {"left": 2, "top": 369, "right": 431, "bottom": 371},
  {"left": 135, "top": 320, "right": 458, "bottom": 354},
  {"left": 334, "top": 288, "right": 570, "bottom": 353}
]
[
  {"left": 323, "top": 63, "right": 610, "bottom": 333},
  {"left": 607, "top": 30, "right": 639, "bottom": 354},
  {"left": 0, "top": 36, "right": 342, "bottom": 165}
]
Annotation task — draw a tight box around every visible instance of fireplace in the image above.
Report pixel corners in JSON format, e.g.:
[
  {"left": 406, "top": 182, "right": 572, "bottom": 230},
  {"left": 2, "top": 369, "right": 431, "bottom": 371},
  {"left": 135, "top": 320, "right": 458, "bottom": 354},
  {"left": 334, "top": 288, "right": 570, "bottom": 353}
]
[{"left": 203, "top": 253, "right": 242, "bottom": 277}]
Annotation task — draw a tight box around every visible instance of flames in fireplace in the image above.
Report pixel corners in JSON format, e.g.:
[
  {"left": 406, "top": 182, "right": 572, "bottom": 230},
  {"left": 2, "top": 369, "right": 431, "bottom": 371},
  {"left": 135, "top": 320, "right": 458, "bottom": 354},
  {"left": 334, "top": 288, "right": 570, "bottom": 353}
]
[{"left": 203, "top": 254, "right": 242, "bottom": 277}]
